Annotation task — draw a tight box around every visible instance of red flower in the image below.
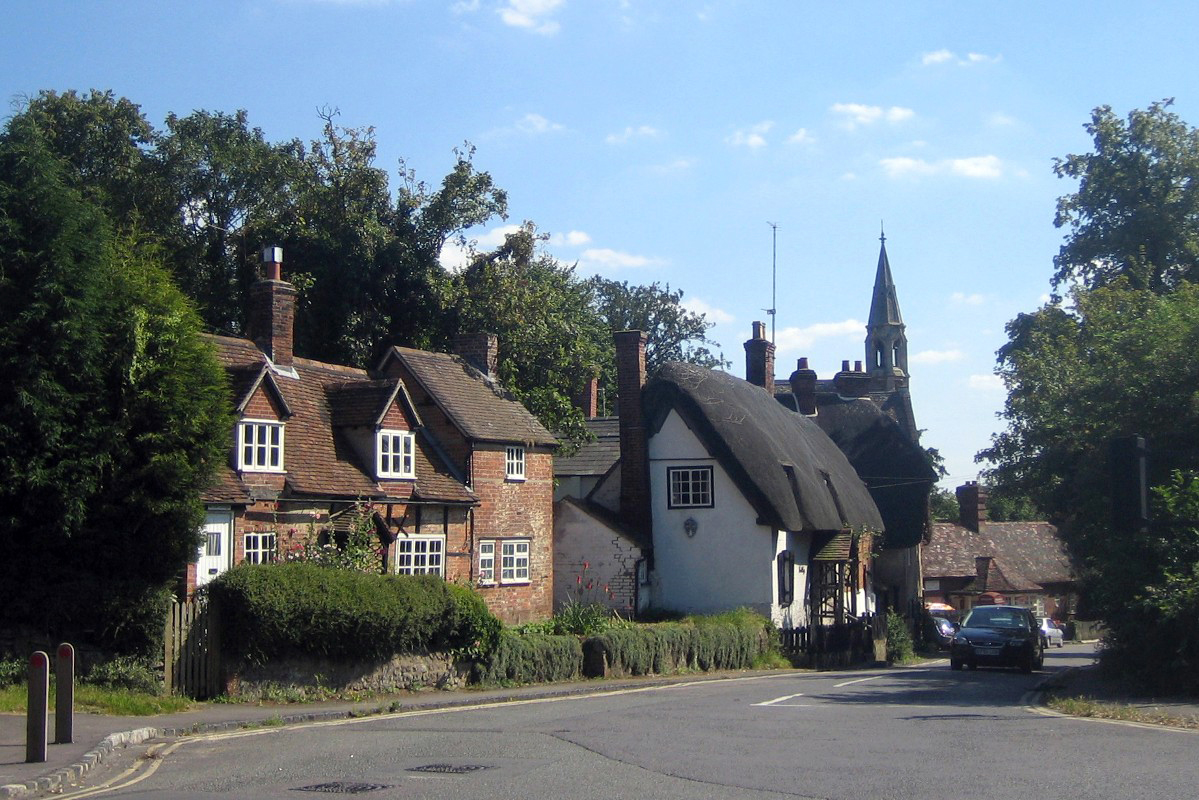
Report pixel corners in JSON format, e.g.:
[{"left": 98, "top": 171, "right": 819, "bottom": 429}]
[
  {"left": 576, "top": 575, "right": 582, "bottom": 585},
  {"left": 583, "top": 561, "right": 590, "bottom": 570}
]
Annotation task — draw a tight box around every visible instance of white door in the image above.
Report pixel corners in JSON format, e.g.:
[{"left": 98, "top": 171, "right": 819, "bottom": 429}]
[{"left": 197, "top": 509, "right": 233, "bottom": 587}]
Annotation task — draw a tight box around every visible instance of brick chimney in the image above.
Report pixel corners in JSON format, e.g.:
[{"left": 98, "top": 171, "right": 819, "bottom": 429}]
[
  {"left": 957, "top": 481, "right": 988, "bottom": 532},
  {"left": 789, "top": 357, "right": 818, "bottom": 415},
  {"left": 833, "top": 359, "right": 871, "bottom": 398},
  {"left": 575, "top": 375, "right": 599, "bottom": 419},
  {"left": 249, "top": 246, "right": 296, "bottom": 368},
  {"left": 454, "top": 333, "right": 499, "bottom": 379},
  {"left": 974, "top": 556, "right": 993, "bottom": 586},
  {"left": 744, "top": 321, "right": 776, "bottom": 395},
  {"left": 614, "top": 330, "right": 651, "bottom": 538}
]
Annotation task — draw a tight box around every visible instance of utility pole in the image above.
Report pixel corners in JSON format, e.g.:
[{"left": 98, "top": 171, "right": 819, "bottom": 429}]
[{"left": 766, "top": 221, "right": 778, "bottom": 343}]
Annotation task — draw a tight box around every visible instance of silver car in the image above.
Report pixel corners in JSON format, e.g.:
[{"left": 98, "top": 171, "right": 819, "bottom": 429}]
[{"left": 1039, "top": 617, "right": 1064, "bottom": 648}]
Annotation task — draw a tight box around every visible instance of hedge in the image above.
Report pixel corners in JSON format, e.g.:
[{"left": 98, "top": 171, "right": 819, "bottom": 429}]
[
  {"left": 582, "top": 615, "right": 771, "bottom": 677},
  {"left": 474, "top": 630, "right": 583, "bottom": 684},
  {"left": 207, "top": 563, "right": 500, "bottom": 666}
]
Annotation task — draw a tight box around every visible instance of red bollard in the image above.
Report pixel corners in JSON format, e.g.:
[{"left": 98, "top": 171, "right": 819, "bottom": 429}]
[
  {"left": 55, "top": 643, "right": 74, "bottom": 744},
  {"left": 26, "top": 651, "right": 48, "bottom": 763}
]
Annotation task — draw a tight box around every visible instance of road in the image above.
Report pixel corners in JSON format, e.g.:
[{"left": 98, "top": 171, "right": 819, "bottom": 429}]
[{"left": 60, "top": 644, "right": 1199, "bottom": 800}]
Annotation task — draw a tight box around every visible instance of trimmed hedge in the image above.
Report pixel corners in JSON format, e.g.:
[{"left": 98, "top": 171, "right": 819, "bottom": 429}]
[
  {"left": 474, "top": 630, "right": 583, "bottom": 685},
  {"left": 207, "top": 563, "right": 500, "bottom": 666},
  {"left": 582, "top": 613, "right": 772, "bottom": 677}
]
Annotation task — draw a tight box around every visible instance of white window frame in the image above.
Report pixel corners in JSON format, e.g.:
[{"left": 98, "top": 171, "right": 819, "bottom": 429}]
[
  {"left": 377, "top": 430, "right": 415, "bottom": 479},
  {"left": 243, "top": 531, "right": 277, "bottom": 564},
  {"left": 667, "top": 466, "right": 714, "bottom": 509},
  {"left": 505, "top": 446, "right": 526, "bottom": 481},
  {"left": 395, "top": 535, "right": 445, "bottom": 576},
  {"left": 237, "top": 419, "right": 284, "bottom": 472},
  {"left": 500, "top": 538, "right": 530, "bottom": 583},
  {"left": 478, "top": 540, "right": 496, "bottom": 585}
]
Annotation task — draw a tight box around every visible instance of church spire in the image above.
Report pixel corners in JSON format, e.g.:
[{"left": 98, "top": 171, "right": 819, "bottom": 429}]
[{"left": 865, "top": 228, "right": 908, "bottom": 383}]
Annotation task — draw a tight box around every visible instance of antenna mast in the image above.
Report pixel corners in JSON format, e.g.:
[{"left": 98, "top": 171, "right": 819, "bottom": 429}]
[{"left": 766, "top": 221, "right": 778, "bottom": 343}]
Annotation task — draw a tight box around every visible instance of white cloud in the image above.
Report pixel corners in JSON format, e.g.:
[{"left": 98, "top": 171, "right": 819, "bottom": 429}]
[
  {"left": 549, "top": 230, "right": 592, "bottom": 247},
  {"left": 681, "top": 296, "right": 734, "bottom": 325},
  {"left": 451, "top": 0, "right": 481, "bottom": 12},
  {"left": 516, "top": 112, "right": 565, "bottom": 134},
  {"left": 968, "top": 374, "right": 1005, "bottom": 391},
  {"left": 787, "top": 128, "right": 815, "bottom": 145},
  {"left": 950, "top": 291, "right": 987, "bottom": 306},
  {"left": 606, "top": 125, "right": 661, "bottom": 144},
  {"left": 921, "top": 49, "right": 1002, "bottom": 67},
  {"left": 578, "top": 248, "right": 662, "bottom": 271},
  {"left": 910, "top": 349, "right": 964, "bottom": 365},
  {"left": 881, "top": 154, "right": 1005, "bottom": 180},
  {"left": 498, "top": 0, "right": 563, "bottom": 35},
  {"left": 727, "top": 121, "right": 773, "bottom": 149},
  {"left": 650, "top": 158, "right": 694, "bottom": 174},
  {"left": 988, "top": 112, "right": 1017, "bottom": 127},
  {"left": 775, "top": 319, "right": 864, "bottom": 352},
  {"left": 832, "top": 103, "right": 914, "bottom": 130},
  {"left": 437, "top": 224, "right": 525, "bottom": 270}
]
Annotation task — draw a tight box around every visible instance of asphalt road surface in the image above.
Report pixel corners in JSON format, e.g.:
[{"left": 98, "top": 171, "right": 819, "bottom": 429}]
[{"left": 59, "top": 644, "right": 1199, "bottom": 800}]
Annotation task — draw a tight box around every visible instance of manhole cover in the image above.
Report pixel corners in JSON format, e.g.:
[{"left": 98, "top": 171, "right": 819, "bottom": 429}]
[
  {"left": 407, "top": 764, "right": 494, "bottom": 775},
  {"left": 294, "top": 781, "right": 392, "bottom": 794}
]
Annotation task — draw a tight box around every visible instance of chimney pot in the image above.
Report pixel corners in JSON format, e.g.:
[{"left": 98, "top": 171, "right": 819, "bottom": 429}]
[
  {"left": 261, "top": 246, "right": 283, "bottom": 281},
  {"left": 854, "top": 360, "right": 863, "bottom": 373},
  {"left": 841, "top": 359, "right": 851, "bottom": 372},
  {"left": 789, "top": 357, "right": 818, "bottom": 415}
]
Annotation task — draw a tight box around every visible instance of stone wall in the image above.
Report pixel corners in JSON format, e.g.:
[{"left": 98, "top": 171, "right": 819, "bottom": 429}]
[{"left": 227, "top": 652, "right": 471, "bottom": 697}]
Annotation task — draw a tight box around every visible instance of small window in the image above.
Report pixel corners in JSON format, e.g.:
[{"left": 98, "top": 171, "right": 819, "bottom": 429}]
[
  {"left": 501, "top": 539, "right": 530, "bottom": 583},
  {"left": 244, "top": 532, "right": 277, "bottom": 564},
  {"left": 478, "top": 540, "right": 496, "bottom": 584},
  {"left": 777, "top": 550, "right": 795, "bottom": 605},
  {"left": 396, "top": 535, "right": 445, "bottom": 576},
  {"left": 505, "top": 446, "right": 526, "bottom": 481},
  {"left": 667, "top": 466, "right": 714, "bottom": 508},
  {"left": 377, "top": 430, "right": 415, "bottom": 479},
  {"left": 238, "top": 420, "right": 284, "bottom": 472}
]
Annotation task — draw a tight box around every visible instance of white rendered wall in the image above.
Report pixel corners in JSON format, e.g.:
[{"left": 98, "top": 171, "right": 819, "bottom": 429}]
[
  {"left": 552, "top": 500, "right": 642, "bottom": 615},
  {"left": 648, "top": 409, "right": 807, "bottom": 625}
]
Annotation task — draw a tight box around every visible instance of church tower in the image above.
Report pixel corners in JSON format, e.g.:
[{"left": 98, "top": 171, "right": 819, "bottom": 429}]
[{"left": 865, "top": 230, "right": 908, "bottom": 392}]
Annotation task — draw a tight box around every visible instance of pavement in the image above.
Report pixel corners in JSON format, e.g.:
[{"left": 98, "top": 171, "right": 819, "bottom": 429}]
[{"left": 3, "top": 660, "right": 1199, "bottom": 799}]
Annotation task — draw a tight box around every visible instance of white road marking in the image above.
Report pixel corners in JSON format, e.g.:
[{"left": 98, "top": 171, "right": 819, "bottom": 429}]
[
  {"left": 754, "top": 692, "right": 806, "bottom": 706},
  {"left": 833, "top": 675, "right": 885, "bottom": 688}
]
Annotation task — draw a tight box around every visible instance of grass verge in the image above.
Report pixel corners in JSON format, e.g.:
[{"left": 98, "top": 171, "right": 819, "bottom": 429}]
[
  {"left": 1045, "top": 695, "right": 1199, "bottom": 730},
  {"left": 0, "top": 683, "right": 194, "bottom": 715}
]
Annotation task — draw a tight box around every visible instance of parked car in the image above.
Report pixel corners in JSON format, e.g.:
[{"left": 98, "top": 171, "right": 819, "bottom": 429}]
[
  {"left": 1039, "top": 617, "right": 1065, "bottom": 648},
  {"left": 950, "top": 605, "right": 1044, "bottom": 673},
  {"left": 930, "top": 616, "right": 956, "bottom": 649}
]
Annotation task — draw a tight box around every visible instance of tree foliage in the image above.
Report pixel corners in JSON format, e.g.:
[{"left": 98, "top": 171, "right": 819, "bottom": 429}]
[
  {"left": 0, "top": 111, "right": 231, "bottom": 653},
  {"left": 1052, "top": 99, "right": 1199, "bottom": 295}
]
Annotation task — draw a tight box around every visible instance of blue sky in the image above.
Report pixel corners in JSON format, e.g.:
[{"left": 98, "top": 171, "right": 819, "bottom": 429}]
[{"left": 5, "top": 1, "right": 1198, "bottom": 489}]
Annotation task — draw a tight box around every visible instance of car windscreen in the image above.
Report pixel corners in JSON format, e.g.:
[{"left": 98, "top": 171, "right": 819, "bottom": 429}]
[{"left": 963, "top": 608, "right": 1029, "bottom": 630}]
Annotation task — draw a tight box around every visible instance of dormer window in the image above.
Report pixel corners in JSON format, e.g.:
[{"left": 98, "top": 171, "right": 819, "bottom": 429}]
[
  {"left": 505, "top": 446, "right": 526, "bottom": 481},
  {"left": 378, "top": 430, "right": 415, "bottom": 479},
  {"left": 238, "top": 420, "right": 284, "bottom": 472}
]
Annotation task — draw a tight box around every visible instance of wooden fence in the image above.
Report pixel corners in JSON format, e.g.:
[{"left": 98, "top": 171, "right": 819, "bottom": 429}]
[
  {"left": 164, "top": 597, "right": 222, "bottom": 699},
  {"left": 780, "top": 614, "right": 886, "bottom": 668}
]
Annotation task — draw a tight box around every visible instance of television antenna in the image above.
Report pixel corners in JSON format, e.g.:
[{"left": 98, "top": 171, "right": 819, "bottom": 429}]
[{"left": 766, "top": 221, "right": 778, "bottom": 343}]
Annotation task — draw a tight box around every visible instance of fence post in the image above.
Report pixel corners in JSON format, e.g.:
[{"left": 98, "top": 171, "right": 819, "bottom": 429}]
[
  {"left": 26, "top": 651, "right": 48, "bottom": 763},
  {"left": 55, "top": 643, "right": 74, "bottom": 744}
]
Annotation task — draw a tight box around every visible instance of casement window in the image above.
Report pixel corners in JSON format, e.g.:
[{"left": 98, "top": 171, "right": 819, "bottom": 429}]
[
  {"left": 244, "top": 532, "right": 277, "bottom": 564},
  {"left": 395, "top": 535, "right": 445, "bottom": 576},
  {"left": 776, "top": 550, "right": 795, "bottom": 605},
  {"left": 667, "top": 466, "right": 714, "bottom": 509},
  {"left": 505, "top": 446, "right": 526, "bottom": 481},
  {"left": 238, "top": 420, "right": 284, "bottom": 472},
  {"left": 377, "top": 430, "right": 415, "bottom": 479},
  {"left": 477, "top": 538, "right": 530, "bottom": 584}
]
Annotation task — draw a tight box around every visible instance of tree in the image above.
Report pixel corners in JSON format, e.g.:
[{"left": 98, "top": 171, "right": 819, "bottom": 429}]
[
  {"left": 587, "top": 277, "right": 726, "bottom": 375},
  {"left": 448, "top": 224, "right": 608, "bottom": 447},
  {"left": 1052, "top": 99, "right": 1199, "bottom": 295},
  {"left": 929, "top": 488, "right": 960, "bottom": 523},
  {"left": 0, "top": 114, "right": 231, "bottom": 653}
]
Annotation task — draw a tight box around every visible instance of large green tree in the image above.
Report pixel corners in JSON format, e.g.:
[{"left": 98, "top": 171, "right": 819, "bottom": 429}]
[
  {"left": 0, "top": 113, "right": 231, "bottom": 653},
  {"left": 1052, "top": 99, "right": 1199, "bottom": 295}
]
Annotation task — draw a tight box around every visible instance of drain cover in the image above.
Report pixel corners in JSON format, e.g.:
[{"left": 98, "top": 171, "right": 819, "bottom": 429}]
[
  {"left": 407, "top": 764, "right": 494, "bottom": 775},
  {"left": 294, "top": 781, "right": 392, "bottom": 794}
]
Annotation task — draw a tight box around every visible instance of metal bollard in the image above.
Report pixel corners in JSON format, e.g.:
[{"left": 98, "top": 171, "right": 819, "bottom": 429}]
[
  {"left": 26, "top": 651, "right": 48, "bottom": 763},
  {"left": 55, "top": 643, "right": 74, "bottom": 744}
]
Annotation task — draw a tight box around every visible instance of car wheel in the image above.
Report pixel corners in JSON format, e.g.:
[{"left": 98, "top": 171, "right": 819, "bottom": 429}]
[
  {"left": 950, "top": 658, "right": 962, "bottom": 671},
  {"left": 1020, "top": 651, "right": 1035, "bottom": 673},
  {"left": 1056, "top": 641, "right": 1064, "bottom": 648}
]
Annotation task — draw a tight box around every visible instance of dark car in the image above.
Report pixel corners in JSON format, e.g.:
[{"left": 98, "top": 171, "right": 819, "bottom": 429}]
[
  {"left": 950, "top": 605, "right": 1044, "bottom": 673},
  {"left": 930, "top": 616, "right": 956, "bottom": 649}
]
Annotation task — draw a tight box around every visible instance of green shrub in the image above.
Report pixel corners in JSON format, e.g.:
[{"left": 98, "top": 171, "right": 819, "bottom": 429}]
[
  {"left": 83, "top": 655, "right": 161, "bottom": 694},
  {"left": 208, "top": 563, "right": 500, "bottom": 666},
  {"left": 443, "top": 582, "right": 502, "bottom": 659},
  {"left": 583, "top": 611, "right": 775, "bottom": 677},
  {"left": 474, "top": 630, "right": 582, "bottom": 685},
  {"left": 550, "top": 601, "right": 615, "bottom": 636},
  {"left": 885, "top": 610, "right": 915, "bottom": 663},
  {"left": 0, "top": 658, "right": 23, "bottom": 687}
]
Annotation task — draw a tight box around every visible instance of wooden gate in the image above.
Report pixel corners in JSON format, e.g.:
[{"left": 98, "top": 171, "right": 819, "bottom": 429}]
[{"left": 164, "top": 597, "right": 222, "bottom": 699}]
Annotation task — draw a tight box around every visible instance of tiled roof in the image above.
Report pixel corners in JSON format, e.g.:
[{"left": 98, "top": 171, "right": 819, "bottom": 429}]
[
  {"left": 203, "top": 334, "right": 476, "bottom": 506},
  {"left": 924, "top": 521, "right": 1074, "bottom": 585},
  {"left": 964, "top": 557, "right": 1043, "bottom": 593},
  {"left": 555, "top": 417, "right": 620, "bottom": 477},
  {"left": 326, "top": 380, "right": 405, "bottom": 428},
  {"left": 383, "top": 346, "right": 557, "bottom": 447}
]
